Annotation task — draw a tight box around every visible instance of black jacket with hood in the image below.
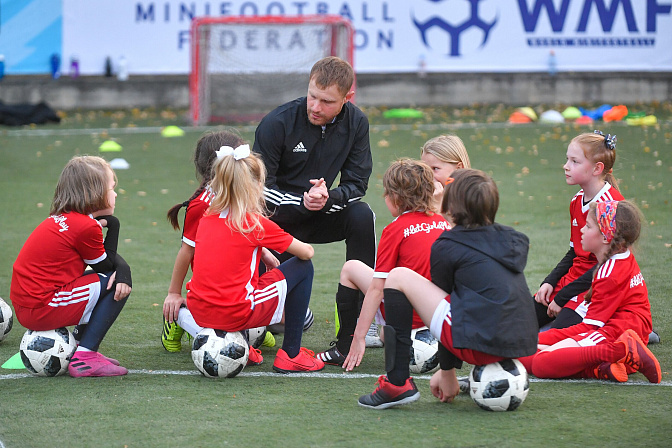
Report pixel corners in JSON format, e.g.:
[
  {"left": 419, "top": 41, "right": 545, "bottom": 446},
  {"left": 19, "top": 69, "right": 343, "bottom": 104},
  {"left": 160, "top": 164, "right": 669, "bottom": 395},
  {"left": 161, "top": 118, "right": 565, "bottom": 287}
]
[{"left": 430, "top": 223, "right": 538, "bottom": 359}]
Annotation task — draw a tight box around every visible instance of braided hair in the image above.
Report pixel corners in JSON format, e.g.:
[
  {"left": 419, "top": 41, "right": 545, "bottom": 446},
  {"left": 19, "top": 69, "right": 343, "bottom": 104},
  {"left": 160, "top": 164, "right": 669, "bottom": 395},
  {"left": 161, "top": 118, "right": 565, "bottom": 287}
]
[
  {"left": 166, "top": 130, "right": 245, "bottom": 230},
  {"left": 584, "top": 200, "right": 642, "bottom": 303}
]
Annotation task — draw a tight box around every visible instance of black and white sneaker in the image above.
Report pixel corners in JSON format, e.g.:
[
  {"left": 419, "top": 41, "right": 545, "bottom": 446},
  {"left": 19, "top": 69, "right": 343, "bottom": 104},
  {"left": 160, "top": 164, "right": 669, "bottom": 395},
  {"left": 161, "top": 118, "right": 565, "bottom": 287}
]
[
  {"left": 365, "top": 323, "right": 383, "bottom": 348},
  {"left": 358, "top": 375, "right": 420, "bottom": 410},
  {"left": 268, "top": 307, "right": 315, "bottom": 334},
  {"left": 303, "top": 308, "right": 314, "bottom": 332},
  {"left": 316, "top": 342, "right": 346, "bottom": 366},
  {"left": 458, "top": 376, "right": 470, "bottom": 393}
]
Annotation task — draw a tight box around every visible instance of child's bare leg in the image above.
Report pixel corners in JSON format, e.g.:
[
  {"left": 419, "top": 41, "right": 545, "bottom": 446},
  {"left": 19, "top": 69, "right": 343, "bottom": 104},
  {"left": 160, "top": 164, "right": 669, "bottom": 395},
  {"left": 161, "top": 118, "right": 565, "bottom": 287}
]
[{"left": 384, "top": 267, "right": 448, "bottom": 326}]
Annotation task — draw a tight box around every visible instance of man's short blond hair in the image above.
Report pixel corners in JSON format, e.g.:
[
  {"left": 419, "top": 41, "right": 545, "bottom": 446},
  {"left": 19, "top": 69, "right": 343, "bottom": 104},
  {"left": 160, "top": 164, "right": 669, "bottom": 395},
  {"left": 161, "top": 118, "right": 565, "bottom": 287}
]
[{"left": 309, "top": 56, "right": 354, "bottom": 97}]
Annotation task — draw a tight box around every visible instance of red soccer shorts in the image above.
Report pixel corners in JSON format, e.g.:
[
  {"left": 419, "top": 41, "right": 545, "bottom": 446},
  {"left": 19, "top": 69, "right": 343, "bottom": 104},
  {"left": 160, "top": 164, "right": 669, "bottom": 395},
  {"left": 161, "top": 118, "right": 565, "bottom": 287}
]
[{"left": 13, "top": 272, "right": 102, "bottom": 330}]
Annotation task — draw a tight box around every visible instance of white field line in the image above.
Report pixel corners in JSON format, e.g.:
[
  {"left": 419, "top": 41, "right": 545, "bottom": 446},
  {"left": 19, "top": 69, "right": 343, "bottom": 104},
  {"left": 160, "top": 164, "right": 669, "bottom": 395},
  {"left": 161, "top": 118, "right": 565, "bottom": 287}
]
[
  {"left": 0, "top": 369, "right": 670, "bottom": 386},
  {"left": 1, "top": 120, "right": 647, "bottom": 138}
]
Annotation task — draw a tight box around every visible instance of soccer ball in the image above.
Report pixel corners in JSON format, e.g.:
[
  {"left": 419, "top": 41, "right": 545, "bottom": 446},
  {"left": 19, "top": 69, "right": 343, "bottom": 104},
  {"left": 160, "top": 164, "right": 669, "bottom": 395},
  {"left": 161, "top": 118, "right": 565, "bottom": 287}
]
[
  {"left": 20, "top": 328, "right": 77, "bottom": 377},
  {"left": 248, "top": 326, "right": 267, "bottom": 349},
  {"left": 409, "top": 328, "right": 440, "bottom": 374},
  {"left": 191, "top": 328, "right": 248, "bottom": 378},
  {"left": 469, "top": 359, "right": 529, "bottom": 411},
  {"left": 0, "top": 297, "right": 13, "bottom": 342}
]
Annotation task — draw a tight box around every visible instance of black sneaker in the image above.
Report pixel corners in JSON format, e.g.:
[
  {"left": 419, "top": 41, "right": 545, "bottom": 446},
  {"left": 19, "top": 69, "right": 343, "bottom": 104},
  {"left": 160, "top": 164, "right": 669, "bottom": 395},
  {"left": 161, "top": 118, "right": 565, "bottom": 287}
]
[
  {"left": 316, "top": 342, "right": 346, "bottom": 366},
  {"left": 358, "top": 375, "right": 420, "bottom": 409}
]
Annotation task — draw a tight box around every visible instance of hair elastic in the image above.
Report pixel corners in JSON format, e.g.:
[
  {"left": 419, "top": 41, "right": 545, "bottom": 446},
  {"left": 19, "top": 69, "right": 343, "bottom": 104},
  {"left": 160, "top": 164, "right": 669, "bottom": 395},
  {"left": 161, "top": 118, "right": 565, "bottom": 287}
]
[
  {"left": 596, "top": 200, "right": 619, "bottom": 243},
  {"left": 216, "top": 144, "right": 250, "bottom": 161},
  {"left": 593, "top": 130, "right": 617, "bottom": 151}
]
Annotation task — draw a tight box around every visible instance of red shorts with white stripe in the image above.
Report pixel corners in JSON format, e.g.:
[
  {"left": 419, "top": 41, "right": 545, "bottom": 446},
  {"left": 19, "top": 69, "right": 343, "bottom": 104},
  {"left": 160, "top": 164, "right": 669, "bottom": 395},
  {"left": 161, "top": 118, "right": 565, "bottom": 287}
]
[
  {"left": 429, "top": 296, "right": 505, "bottom": 366},
  {"left": 210, "top": 268, "right": 288, "bottom": 332},
  {"left": 13, "top": 272, "right": 102, "bottom": 331},
  {"left": 538, "top": 320, "right": 642, "bottom": 347}
]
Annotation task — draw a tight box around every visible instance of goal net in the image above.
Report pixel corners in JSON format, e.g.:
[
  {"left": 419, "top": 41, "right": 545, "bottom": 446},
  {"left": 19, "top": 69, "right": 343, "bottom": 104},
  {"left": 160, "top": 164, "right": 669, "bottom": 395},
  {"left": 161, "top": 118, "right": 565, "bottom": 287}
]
[{"left": 190, "top": 15, "right": 355, "bottom": 125}]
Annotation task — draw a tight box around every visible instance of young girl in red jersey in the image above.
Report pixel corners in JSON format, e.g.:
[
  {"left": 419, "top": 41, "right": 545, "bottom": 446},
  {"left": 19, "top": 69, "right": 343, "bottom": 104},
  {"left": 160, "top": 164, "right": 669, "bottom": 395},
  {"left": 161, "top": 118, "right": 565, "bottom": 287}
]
[
  {"left": 10, "top": 156, "right": 131, "bottom": 377},
  {"left": 182, "top": 144, "right": 324, "bottom": 373},
  {"left": 519, "top": 200, "right": 661, "bottom": 384},
  {"left": 161, "top": 131, "right": 246, "bottom": 351},
  {"left": 357, "top": 135, "right": 472, "bottom": 349},
  {"left": 161, "top": 131, "right": 310, "bottom": 355},
  {"left": 316, "top": 159, "right": 450, "bottom": 368},
  {"left": 535, "top": 131, "right": 623, "bottom": 329}
]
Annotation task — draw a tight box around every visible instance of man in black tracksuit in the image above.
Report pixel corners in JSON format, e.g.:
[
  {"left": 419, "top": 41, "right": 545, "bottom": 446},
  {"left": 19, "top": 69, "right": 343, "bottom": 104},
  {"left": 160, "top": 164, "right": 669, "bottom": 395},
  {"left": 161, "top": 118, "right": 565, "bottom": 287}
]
[{"left": 252, "top": 57, "right": 375, "bottom": 270}]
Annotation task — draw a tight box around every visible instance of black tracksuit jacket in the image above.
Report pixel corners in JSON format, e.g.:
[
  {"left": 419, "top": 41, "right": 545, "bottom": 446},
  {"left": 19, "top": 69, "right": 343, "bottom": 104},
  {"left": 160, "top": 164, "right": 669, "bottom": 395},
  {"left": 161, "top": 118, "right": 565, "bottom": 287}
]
[{"left": 252, "top": 97, "right": 372, "bottom": 225}]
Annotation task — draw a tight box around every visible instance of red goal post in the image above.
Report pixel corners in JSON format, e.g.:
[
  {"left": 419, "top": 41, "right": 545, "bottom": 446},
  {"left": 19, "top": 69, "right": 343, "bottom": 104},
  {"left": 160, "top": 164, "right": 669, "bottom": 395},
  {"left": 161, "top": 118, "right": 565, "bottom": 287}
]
[{"left": 190, "top": 14, "right": 355, "bottom": 125}]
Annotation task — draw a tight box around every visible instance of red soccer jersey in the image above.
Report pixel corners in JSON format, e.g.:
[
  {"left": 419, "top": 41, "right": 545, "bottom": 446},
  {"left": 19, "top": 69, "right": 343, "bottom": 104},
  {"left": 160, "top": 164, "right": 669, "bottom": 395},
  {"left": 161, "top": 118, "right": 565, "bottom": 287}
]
[
  {"left": 182, "top": 186, "right": 214, "bottom": 247},
  {"left": 565, "top": 182, "right": 623, "bottom": 282},
  {"left": 11, "top": 213, "right": 106, "bottom": 309},
  {"left": 374, "top": 211, "right": 450, "bottom": 328},
  {"left": 538, "top": 251, "right": 651, "bottom": 347},
  {"left": 582, "top": 250, "right": 651, "bottom": 340},
  {"left": 186, "top": 210, "right": 294, "bottom": 329}
]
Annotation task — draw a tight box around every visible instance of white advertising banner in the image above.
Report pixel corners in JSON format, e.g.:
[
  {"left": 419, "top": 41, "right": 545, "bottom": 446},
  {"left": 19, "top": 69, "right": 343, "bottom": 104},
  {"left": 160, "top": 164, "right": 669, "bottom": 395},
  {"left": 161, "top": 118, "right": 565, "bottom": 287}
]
[{"left": 60, "top": 0, "right": 672, "bottom": 75}]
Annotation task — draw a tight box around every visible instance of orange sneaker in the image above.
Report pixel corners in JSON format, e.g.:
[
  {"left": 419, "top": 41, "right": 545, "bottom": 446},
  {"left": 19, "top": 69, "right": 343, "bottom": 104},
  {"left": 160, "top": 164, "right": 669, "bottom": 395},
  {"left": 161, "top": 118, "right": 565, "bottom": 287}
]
[
  {"left": 617, "top": 329, "right": 662, "bottom": 383},
  {"left": 594, "top": 362, "right": 628, "bottom": 382},
  {"left": 247, "top": 347, "right": 263, "bottom": 366},
  {"left": 272, "top": 348, "right": 324, "bottom": 374}
]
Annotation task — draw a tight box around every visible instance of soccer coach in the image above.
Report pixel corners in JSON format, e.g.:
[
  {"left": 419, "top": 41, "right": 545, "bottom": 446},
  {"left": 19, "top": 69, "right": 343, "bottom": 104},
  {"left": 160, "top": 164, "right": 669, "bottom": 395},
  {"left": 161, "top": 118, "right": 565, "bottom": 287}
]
[{"left": 252, "top": 56, "right": 376, "bottom": 275}]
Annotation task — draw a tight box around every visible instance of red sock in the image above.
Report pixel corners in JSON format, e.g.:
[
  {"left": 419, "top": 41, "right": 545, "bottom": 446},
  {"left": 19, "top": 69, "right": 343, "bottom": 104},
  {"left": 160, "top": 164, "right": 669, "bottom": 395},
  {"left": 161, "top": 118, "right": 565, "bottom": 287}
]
[
  {"left": 517, "top": 352, "right": 538, "bottom": 374},
  {"left": 532, "top": 341, "right": 626, "bottom": 379}
]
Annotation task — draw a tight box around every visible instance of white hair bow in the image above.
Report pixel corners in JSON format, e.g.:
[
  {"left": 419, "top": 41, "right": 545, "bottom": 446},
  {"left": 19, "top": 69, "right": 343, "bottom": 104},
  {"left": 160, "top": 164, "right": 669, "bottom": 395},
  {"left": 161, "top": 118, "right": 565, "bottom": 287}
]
[{"left": 216, "top": 144, "right": 250, "bottom": 161}]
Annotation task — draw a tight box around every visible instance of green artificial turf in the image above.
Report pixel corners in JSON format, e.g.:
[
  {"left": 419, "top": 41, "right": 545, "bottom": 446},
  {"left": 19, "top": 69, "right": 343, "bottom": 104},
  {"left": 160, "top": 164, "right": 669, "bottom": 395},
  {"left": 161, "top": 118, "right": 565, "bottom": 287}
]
[{"left": 1, "top": 105, "right": 671, "bottom": 447}]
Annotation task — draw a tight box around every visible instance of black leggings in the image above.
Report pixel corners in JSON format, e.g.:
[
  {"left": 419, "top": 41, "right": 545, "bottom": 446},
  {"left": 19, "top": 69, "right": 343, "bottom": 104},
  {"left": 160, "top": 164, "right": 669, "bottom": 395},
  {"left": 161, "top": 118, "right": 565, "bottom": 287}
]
[
  {"left": 76, "top": 273, "right": 128, "bottom": 352},
  {"left": 535, "top": 300, "right": 582, "bottom": 330}
]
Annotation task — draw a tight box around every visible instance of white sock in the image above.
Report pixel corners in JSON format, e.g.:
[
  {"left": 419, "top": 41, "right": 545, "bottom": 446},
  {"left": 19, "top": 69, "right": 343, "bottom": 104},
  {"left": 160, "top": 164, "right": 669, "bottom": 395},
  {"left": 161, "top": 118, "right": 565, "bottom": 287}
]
[{"left": 177, "top": 307, "right": 203, "bottom": 337}]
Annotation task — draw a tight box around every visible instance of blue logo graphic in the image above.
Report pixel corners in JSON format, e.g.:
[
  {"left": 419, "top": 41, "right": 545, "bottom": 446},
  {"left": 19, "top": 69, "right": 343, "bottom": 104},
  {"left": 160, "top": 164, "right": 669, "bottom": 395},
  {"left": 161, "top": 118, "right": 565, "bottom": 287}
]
[{"left": 413, "top": 0, "right": 498, "bottom": 57}]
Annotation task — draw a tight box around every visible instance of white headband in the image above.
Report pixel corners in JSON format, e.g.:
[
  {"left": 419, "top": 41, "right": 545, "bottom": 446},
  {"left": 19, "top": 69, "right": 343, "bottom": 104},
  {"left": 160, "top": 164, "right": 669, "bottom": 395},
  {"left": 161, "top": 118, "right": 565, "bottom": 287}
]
[{"left": 216, "top": 144, "right": 250, "bottom": 161}]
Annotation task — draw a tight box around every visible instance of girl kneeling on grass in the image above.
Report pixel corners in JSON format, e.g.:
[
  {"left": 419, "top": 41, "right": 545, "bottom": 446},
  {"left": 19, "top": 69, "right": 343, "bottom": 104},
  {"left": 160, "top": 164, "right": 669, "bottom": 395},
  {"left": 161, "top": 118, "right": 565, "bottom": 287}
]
[
  {"left": 177, "top": 144, "right": 324, "bottom": 373},
  {"left": 11, "top": 156, "right": 132, "bottom": 377},
  {"left": 358, "top": 169, "right": 538, "bottom": 409},
  {"left": 518, "top": 200, "right": 661, "bottom": 383}
]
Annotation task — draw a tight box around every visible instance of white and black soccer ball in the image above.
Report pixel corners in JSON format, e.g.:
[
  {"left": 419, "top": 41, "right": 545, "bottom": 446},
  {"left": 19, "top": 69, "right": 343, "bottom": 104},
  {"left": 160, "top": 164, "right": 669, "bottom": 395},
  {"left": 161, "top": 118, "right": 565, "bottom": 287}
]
[
  {"left": 0, "top": 297, "right": 13, "bottom": 342},
  {"left": 469, "top": 359, "right": 529, "bottom": 412},
  {"left": 409, "top": 328, "right": 440, "bottom": 374},
  {"left": 247, "top": 326, "right": 267, "bottom": 349},
  {"left": 20, "top": 328, "right": 77, "bottom": 377},
  {"left": 191, "top": 328, "right": 248, "bottom": 378}
]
